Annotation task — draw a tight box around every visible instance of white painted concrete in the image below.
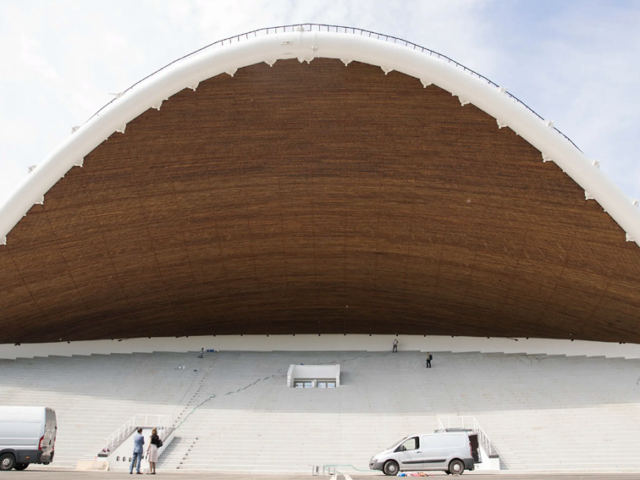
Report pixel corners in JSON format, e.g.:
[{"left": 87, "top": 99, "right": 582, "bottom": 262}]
[
  {"left": 287, "top": 364, "right": 341, "bottom": 387},
  {"left": 476, "top": 446, "right": 500, "bottom": 471},
  {"left": 2, "top": 334, "right": 640, "bottom": 360},
  {"left": 105, "top": 427, "right": 174, "bottom": 473},
  {"left": 4, "top": 350, "right": 640, "bottom": 473},
  {"left": 0, "top": 352, "right": 196, "bottom": 470}
]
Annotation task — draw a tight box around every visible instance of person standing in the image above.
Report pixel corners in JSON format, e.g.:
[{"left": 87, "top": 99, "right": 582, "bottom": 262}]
[
  {"left": 426, "top": 352, "right": 433, "bottom": 368},
  {"left": 392, "top": 338, "right": 398, "bottom": 353},
  {"left": 146, "top": 427, "right": 161, "bottom": 475},
  {"left": 130, "top": 427, "right": 144, "bottom": 474}
]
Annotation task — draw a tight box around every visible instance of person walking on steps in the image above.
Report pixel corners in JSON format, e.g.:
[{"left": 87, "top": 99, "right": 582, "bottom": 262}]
[
  {"left": 392, "top": 338, "right": 398, "bottom": 353},
  {"left": 426, "top": 352, "right": 433, "bottom": 368},
  {"left": 130, "top": 427, "right": 144, "bottom": 474},
  {"left": 146, "top": 427, "right": 161, "bottom": 475}
]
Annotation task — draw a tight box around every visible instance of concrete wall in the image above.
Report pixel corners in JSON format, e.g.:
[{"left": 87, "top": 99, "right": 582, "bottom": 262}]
[
  {"left": 2, "top": 334, "right": 640, "bottom": 360},
  {"left": 288, "top": 364, "right": 340, "bottom": 387}
]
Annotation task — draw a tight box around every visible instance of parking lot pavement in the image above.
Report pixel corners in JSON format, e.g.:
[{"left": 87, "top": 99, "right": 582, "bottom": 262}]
[
  {"left": 353, "top": 475, "right": 640, "bottom": 479},
  {"left": 3, "top": 472, "right": 640, "bottom": 480},
  {"left": 0, "top": 473, "right": 311, "bottom": 480}
]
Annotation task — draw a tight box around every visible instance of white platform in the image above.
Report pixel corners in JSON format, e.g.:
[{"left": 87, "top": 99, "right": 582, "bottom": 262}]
[
  {"left": 1, "top": 349, "right": 640, "bottom": 473},
  {"left": 3, "top": 334, "right": 640, "bottom": 360}
]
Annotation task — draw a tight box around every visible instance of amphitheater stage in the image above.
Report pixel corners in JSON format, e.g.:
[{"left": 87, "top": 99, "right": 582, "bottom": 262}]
[{"left": 4, "top": 349, "right": 640, "bottom": 474}]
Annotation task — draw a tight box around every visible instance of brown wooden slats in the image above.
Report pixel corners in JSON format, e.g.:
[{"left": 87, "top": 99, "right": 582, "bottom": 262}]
[{"left": 0, "top": 58, "right": 639, "bottom": 344}]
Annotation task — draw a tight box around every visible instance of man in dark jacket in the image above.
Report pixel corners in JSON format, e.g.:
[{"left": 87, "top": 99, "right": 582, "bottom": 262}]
[{"left": 426, "top": 352, "right": 433, "bottom": 368}]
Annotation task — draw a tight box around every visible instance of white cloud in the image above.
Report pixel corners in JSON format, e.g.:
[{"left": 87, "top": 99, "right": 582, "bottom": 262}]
[
  {"left": 508, "top": 2, "right": 640, "bottom": 198},
  {"left": 19, "top": 34, "right": 59, "bottom": 81}
]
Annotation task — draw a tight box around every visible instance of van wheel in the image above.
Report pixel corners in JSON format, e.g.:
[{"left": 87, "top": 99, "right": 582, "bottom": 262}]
[
  {"left": 383, "top": 460, "right": 399, "bottom": 476},
  {"left": 0, "top": 453, "right": 16, "bottom": 471},
  {"left": 15, "top": 463, "right": 29, "bottom": 471},
  {"left": 448, "top": 459, "right": 465, "bottom": 475}
]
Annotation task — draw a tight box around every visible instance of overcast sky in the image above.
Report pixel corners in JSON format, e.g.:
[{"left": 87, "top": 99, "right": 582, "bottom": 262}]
[{"left": 1, "top": 0, "right": 639, "bottom": 205}]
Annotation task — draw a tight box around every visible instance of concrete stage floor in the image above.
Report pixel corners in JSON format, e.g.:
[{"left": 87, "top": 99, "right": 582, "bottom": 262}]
[{"left": 4, "top": 472, "right": 640, "bottom": 480}]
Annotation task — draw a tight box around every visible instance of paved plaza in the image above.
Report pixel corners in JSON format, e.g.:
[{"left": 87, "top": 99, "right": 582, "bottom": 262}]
[{"left": 3, "top": 472, "right": 640, "bottom": 480}]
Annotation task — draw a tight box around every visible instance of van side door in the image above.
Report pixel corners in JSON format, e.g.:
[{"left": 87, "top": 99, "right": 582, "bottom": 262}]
[
  {"left": 420, "top": 435, "right": 449, "bottom": 470},
  {"left": 393, "top": 436, "right": 424, "bottom": 471}
]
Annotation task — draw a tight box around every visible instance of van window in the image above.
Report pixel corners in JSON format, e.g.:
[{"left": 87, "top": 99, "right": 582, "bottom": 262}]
[
  {"left": 389, "top": 436, "right": 408, "bottom": 449},
  {"left": 399, "top": 437, "right": 419, "bottom": 451}
]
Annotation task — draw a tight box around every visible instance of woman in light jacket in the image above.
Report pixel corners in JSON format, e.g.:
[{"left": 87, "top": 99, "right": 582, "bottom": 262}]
[{"left": 146, "top": 427, "right": 160, "bottom": 474}]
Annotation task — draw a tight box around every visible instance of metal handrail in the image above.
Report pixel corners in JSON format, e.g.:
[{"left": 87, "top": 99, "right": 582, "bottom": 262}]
[
  {"left": 437, "top": 415, "right": 499, "bottom": 458},
  {"left": 84, "top": 23, "right": 580, "bottom": 152},
  {"left": 102, "top": 414, "right": 171, "bottom": 454},
  {"left": 102, "top": 415, "right": 136, "bottom": 453},
  {"left": 471, "top": 417, "right": 499, "bottom": 458}
]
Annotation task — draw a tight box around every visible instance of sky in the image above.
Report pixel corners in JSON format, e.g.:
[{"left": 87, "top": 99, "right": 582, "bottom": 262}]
[{"left": 1, "top": 0, "right": 639, "bottom": 204}]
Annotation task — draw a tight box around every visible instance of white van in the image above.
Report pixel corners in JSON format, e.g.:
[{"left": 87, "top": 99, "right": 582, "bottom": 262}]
[
  {"left": 0, "top": 407, "right": 57, "bottom": 471},
  {"left": 369, "top": 432, "right": 474, "bottom": 476}
]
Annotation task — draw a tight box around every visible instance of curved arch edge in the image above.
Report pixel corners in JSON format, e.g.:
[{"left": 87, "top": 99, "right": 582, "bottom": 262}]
[{"left": 1, "top": 30, "right": 639, "bottom": 247}]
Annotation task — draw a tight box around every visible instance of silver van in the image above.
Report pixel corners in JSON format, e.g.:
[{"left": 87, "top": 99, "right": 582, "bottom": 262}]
[
  {"left": 0, "top": 407, "right": 57, "bottom": 471},
  {"left": 369, "top": 432, "right": 474, "bottom": 476}
]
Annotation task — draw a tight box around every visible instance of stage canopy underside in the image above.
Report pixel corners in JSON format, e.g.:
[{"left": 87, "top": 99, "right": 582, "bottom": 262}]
[{"left": 2, "top": 58, "right": 639, "bottom": 344}]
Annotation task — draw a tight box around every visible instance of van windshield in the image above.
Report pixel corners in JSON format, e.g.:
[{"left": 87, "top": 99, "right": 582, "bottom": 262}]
[{"left": 389, "top": 436, "right": 408, "bottom": 449}]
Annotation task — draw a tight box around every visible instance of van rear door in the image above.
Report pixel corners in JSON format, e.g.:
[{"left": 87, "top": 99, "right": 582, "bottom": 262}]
[{"left": 41, "top": 409, "right": 56, "bottom": 462}]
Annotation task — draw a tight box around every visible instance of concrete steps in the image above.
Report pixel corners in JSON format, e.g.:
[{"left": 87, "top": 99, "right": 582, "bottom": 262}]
[{"left": 3, "top": 350, "right": 640, "bottom": 472}]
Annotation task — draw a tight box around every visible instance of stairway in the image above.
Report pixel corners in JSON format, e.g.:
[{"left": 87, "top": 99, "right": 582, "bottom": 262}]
[{"left": 2, "top": 350, "right": 640, "bottom": 472}]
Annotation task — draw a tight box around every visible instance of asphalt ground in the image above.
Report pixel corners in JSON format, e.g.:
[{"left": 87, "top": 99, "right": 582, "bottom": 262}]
[{"left": 3, "top": 472, "right": 640, "bottom": 480}]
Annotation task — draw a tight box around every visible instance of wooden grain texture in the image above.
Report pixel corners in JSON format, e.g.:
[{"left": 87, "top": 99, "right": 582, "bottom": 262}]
[{"left": 0, "top": 58, "right": 637, "bottom": 344}]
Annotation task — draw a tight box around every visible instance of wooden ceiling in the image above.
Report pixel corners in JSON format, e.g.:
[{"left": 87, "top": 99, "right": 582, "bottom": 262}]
[{"left": 1, "top": 58, "right": 638, "bottom": 344}]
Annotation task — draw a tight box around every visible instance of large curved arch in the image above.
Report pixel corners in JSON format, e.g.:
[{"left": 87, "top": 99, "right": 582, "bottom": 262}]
[
  {"left": 2, "top": 26, "right": 639, "bottom": 246},
  {"left": 1, "top": 25, "right": 640, "bottom": 345}
]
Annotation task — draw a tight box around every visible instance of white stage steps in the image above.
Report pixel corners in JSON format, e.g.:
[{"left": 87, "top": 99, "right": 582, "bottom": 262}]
[{"left": 1, "top": 350, "right": 639, "bottom": 472}]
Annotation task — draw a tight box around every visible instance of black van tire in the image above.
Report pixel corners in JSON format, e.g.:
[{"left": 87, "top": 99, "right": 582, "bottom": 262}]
[
  {"left": 0, "top": 453, "right": 16, "bottom": 471},
  {"left": 448, "top": 459, "right": 465, "bottom": 475},
  {"left": 14, "top": 463, "right": 29, "bottom": 471},
  {"left": 383, "top": 460, "right": 399, "bottom": 476}
]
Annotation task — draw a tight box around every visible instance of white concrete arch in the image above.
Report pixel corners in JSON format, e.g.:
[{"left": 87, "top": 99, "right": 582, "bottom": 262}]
[{"left": 1, "top": 27, "right": 639, "bottom": 246}]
